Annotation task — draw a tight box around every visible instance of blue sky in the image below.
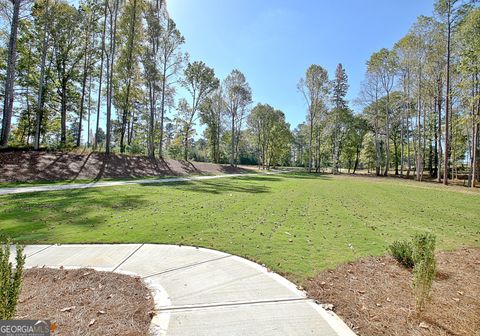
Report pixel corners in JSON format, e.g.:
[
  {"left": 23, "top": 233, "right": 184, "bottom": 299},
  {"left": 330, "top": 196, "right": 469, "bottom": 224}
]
[{"left": 169, "top": 0, "right": 435, "bottom": 128}]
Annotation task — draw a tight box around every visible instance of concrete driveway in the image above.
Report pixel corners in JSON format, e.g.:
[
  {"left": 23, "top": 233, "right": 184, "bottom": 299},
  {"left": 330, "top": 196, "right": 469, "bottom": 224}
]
[{"left": 13, "top": 244, "right": 355, "bottom": 336}]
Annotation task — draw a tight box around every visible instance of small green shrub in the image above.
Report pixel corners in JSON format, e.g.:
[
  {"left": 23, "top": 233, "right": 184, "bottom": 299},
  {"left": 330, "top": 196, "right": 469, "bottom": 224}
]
[
  {"left": 412, "top": 232, "right": 437, "bottom": 311},
  {"left": 389, "top": 240, "right": 414, "bottom": 268},
  {"left": 0, "top": 243, "right": 25, "bottom": 319}
]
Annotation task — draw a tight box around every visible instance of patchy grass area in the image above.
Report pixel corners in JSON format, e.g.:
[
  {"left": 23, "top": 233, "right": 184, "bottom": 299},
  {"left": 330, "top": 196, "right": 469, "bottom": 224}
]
[{"left": 1, "top": 173, "right": 479, "bottom": 281}]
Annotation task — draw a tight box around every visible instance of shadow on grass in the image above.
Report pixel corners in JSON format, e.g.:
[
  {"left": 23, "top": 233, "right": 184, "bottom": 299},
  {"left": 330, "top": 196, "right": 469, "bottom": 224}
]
[
  {"left": 234, "top": 175, "right": 282, "bottom": 182},
  {"left": 280, "top": 171, "right": 334, "bottom": 180},
  {"left": 218, "top": 165, "right": 254, "bottom": 175},
  {"left": 141, "top": 178, "right": 271, "bottom": 195},
  {"left": 0, "top": 188, "right": 148, "bottom": 242},
  {"left": 137, "top": 171, "right": 333, "bottom": 195}
]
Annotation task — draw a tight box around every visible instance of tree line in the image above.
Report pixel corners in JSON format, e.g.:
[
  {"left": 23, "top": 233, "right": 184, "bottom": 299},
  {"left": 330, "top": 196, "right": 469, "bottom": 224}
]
[
  {"left": 0, "top": 0, "right": 293, "bottom": 167},
  {"left": 0, "top": 0, "right": 478, "bottom": 186},
  {"left": 294, "top": 0, "right": 479, "bottom": 187}
]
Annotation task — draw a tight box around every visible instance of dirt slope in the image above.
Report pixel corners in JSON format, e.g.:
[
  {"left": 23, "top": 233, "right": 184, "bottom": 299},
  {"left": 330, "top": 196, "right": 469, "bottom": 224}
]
[{"left": 0, "top": 151, "right": 254, "bottom": 182}]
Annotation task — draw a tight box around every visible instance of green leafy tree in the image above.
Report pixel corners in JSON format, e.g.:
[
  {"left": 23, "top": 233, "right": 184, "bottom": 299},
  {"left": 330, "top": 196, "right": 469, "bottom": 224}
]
[
  {"left": 49, "top": 1, "right": 84, "bottom": 148},
  {"left": 298, "top": 64, "right": 330, "bottom": 172},
  {"left": 181, "top": 61, "right": 219, "bottom": 160},
  {"left": 157, "top": 18, "right": 185, "bottom": 157},
  {"left": 331, "top": 63, "right": 349, "bottom": 174},
  {"left": 341, "top": 114, "right": 368, "bottom": 173},
  {"left": 200, "top": 88, "right": 224, "bottom": 163},
  {"left": 458, "top": 8, "right": 480, "bottom": 187},
  {"left": 367, "top": 48, "right": 397, "bottom": 176},
  {"left": 223, "top": 69, "right": 252, "bottom": 166},
  {"left": 114, "top": 0, "right": 145, "bottom": 153},
  {"left": 434, "top": 0, "right": 475, "bottom": 184}
]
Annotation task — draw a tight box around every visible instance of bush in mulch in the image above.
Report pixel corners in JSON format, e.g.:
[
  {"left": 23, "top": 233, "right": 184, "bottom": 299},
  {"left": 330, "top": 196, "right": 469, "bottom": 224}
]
[
  {"left": 389, "top": 240, "right": 414, "bottom": 268},
  {"left": 306, "top": 248, "right": 480, "bottom": 336},
  {"left": 389, "top": 233, "right": 438, "bottom": 311},
  {"left": 411, "top": 233, "right": 437, "bottom": 311},
  {"left": 15, "top": 268, "right": 155, "bottom": 336},
  {"left": 0, "top": 243, "right": 25, "bottom": 319}
]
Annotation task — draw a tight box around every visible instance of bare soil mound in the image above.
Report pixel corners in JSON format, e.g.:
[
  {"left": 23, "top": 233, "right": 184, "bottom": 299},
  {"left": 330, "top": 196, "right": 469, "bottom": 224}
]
[
  {"left": 16, "top": 268, "right": 155, "bottom": 336},
  {"left": 0, "top": 151, "right": 254, "bottom": 182},
  {"left": 306, "top": 248, "right": 480, "bottom": 336}
]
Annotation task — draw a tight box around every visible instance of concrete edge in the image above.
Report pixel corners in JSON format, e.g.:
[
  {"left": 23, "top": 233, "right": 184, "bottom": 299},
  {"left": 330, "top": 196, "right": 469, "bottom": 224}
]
[
  {"left": 307, "top": 301, "right": 357, "bottom": 336},
  {"left": 142, "top": 243, "right": 231, "bottom": 258},
  {"left": 180, "top": 246, "right": 357, "bottom": 336},
  {"left": 228, "top": 255, "right": 357, "bottom": 336}
]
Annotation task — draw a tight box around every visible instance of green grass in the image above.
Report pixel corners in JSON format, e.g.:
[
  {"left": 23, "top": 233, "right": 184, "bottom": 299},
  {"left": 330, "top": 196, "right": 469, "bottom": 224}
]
[{"left": 1, "top": 172, "right": 479, "bottom": 282}]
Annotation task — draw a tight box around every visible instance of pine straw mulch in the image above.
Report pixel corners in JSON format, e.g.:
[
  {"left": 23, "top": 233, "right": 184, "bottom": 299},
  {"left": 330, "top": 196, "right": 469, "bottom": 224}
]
[
  {"left": 0, "top": 150, "right": 254, "bottom": 182},
  {"left": 306, "top": 248, "right": 480, "bottom": 336},
  {"left": 15, "top": 268, "right": 155, "bottom": 336}
]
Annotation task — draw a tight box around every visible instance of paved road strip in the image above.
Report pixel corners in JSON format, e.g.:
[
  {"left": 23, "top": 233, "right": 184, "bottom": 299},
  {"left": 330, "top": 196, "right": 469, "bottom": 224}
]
[{"left": 0, "top": 172, "right": 281, "bottom": 195}]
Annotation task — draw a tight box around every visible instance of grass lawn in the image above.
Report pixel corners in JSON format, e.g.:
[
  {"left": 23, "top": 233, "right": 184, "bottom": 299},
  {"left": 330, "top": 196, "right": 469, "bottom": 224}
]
[{"left": 1, "top": 172, "right": 479, "bottom": 282}]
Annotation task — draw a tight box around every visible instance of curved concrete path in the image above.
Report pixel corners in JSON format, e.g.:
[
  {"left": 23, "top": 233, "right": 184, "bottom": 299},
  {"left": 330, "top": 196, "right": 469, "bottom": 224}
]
[
  {"left": 0, "top": 172, "right": 278, "bottom": 195},
  {"left": 13, "top": 244, "right": 355, "bottom": 336}
]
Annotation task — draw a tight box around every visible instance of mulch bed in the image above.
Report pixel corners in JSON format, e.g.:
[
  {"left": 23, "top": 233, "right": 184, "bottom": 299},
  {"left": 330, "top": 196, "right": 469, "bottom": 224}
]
[
  {"left": 306, "top": 248, "right": 480, "bottom": 336},
  {"left": 15, "top": 268, "right": 155, "bottom": 336}
]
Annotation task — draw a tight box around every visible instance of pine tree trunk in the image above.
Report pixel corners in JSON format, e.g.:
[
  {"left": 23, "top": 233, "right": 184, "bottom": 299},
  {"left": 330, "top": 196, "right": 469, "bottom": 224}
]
[
  {"left": 437, "top": 82, "right": 443, "bottom": 183},
  {"left": 473, "top": 123, "right": 478, "bottom": 188},
  {"left": 106, "top": 0, "right": 120, "bottom": 154},
  {"left": 374, "top": 121, "right": 381, "bottom": 176},
  {"left": 353, "top": 145, "right": 360, "bottom": 174},
  {"left": 87, "top": 72, "right": 92, "bottom": 147},
  {"left": 474, "top": 73, "right": 480, "bottom": 187},
  {"left": 406, "top": 103, "right": 411, "bottom": 177},
  {"left": 158, "top": 62, "right": 168, "bottom": 157},
  {"left": 0, "top": 0, "right": 21, "bottom": 147},
  {"left": 148, "top": 83, "right": 155, "bottom": 158},
  {"left": 128, "top": 109, "right": 135, "bottom": 145},
  {"left": 308, "top": 111, "right": 313, "bottom": 173},
  {"left": 383, "top": 91, "right": 390, "bottom": 176},
  {"left": 400, "top": 112, "right": 404, "bottom": 177},
  {"left": 434, "top": 97, "right": 438, "bottom": 178},
  {"left": 443, "top": 1, "right": 452, "bottom": 185},
  {"left": 416, "top": 92, "right": 422, "bottom": 181},
  {"left": 394, "top": 137, "right": 399, "bottom": 175},
  {"left": 230, "top": 114, "right": 235, "bottom": 166},
  {"left": 34, "top": 0, "right": 49, "bottom": 150},
  {"left": 77, "top": 25, "right": 90, "bottom": 147},
  {"left": 416, "top": 66, "right": 423, "bottom": 182},
  {"left": 94, "top": 0, "right": 108, "bottom": 150}
]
